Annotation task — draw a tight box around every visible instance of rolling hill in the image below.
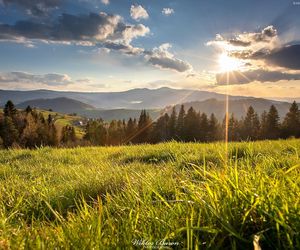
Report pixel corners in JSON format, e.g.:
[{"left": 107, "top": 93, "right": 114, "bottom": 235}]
[
  {"left": 14, "top": 96, "right": 297, "bottom": 121},
  {"left": 17, "top": 97, "right": 95, "bottom": 114}
]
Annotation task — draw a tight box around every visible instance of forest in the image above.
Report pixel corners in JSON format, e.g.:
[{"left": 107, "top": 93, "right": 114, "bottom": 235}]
[{"left": 0, "top": 100, "right": 300, "bottom": 148}]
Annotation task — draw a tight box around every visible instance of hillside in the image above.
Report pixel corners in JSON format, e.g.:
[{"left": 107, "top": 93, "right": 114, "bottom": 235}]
[
  {"left": 39, "top": 110, "right": 86, "bottom": 138},
  {"left": 17, "top": 97, "right": 95, "bottom": 114},
  {"left": 175, "top": 98, "right": 293, "bottom": 120},
  {"left": 0, "top": 140, "right": 299, "bottom": 248}
]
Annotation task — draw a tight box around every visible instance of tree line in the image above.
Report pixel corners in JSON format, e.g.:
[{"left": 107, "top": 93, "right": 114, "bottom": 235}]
[
  {"left": 0, "top": 100, "right": 300, "bottom": 148},
  {"left": 0, "top": 101, "right": 76, "bottom": 148},
  {"left": 84, "top": 101, "right": 300, "bottom": 145}
]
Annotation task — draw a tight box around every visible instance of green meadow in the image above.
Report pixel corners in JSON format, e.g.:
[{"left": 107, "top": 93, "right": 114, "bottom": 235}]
[{"left": 0, "top": 140, "right": 299, "bottom": 249}]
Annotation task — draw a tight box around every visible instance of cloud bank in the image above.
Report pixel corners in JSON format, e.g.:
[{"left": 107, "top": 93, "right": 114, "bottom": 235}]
[
  {"left": 216, "top": 69, "right": 300, "bottom": 85},
  {"left": 0, "top": 12, "right": 150, "bottom": 46},
  {"left": 2, "top": 0, "right": 61, "bottom": 16},
  {"left": 0, "top": 3, "right": 194, "bottom": 74},
  {"left": 0, "top": 72, "right": 72, "bottom": 86}
]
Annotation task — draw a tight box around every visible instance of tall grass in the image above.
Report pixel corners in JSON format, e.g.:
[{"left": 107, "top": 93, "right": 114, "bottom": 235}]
[{"left": 0, "top": 140, "right": 299, "bottom": 249}]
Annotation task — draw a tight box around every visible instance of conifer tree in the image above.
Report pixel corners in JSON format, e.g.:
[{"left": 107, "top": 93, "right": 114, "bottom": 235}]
[
  {"left": 151, "top": 113, "right": 170, "bottom": 143},
  {"left": 208, "top": 113, "right": 220, "bottom": 141},
  {"left": 266, "top": 105, "right": 280, "bottom": 139},
  {"left": 168, "top": 107, "right": 177, "bottom": 140},
  {"left": 25, "top": 105, "right": 32, "bottom": 113},
  {"left": 4, "top": 100, "right": 17, "bottom": 117},
  {"left": 135, "top": 110, "right": 152, "bottom": 143},
  {"left": 184, "top": 107, "right": 199, "bottom": 142},
  {"left": 242, "top": 106, "right": 260, "bottom": 140},
  {"left": 199, "top": 112, "right": 209, "bottom": 142},
  {"left": 176, "top": 105, "right": 185, "bottom": 140},
  {"left": 259, "top": 111, "right": 268, "bottom": 140},
  {"left": 225, "top": 114, "right": 240, "bottom": 141},
  {"left": 282, "top": 101, "right": 300, "bottom": 138},
  {"left": 125, "top": 118, "right": 137, "bottom": 143},
  {"left": 0, "top": 117, "right": 19, "bottom": 147}
]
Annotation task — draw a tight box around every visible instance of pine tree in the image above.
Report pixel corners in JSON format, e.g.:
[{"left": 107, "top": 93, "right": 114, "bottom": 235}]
[
  {"left": 208, "top": 113, "right": 220, "bottom": 141},
  {"left": 0, "top": 117, "right": 19, "bottom": 147},
  {"left": 125, "top": 118, "right": 137, "bottom": 143},
  {"left": 184, "top": 107, "right": 199, "bottom": 142},
  {"left": 259, "top": 111, "right": 268, "bottom": 140},
  {"left": 282, "top": 101, "right": 300, "bottom": 138},
  {"left": 25, "top": 105, "right": 32, "bottom": 113},
  {"left": 225, "top": 114, "right": 240, "bottom": 141},
  {"left": 4, "top": 100, "right": 17, "bottom": 117},
  {"left": 199, "top": 113, "right": 209, "bottom": 142},
  {"left": 168, "top": 107, "right": 177, "bottom": 140},
  {"left": 176, "top": 105, "right": 185, "bottom": 141},
  {"left": 242, "top": 106, "right": 260, "bottom": 140},
  {"left": 151, "top": 113, "right": 170, "bottom": 143},
  {"left": 135, "top": 110, "right": 152, "bottom": 143},
  {"left": 266, "top": 105, "right": 280, "bottom": 139}
]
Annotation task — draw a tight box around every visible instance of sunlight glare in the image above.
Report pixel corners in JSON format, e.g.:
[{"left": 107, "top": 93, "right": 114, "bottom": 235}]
[{"left": 218, "top": 53, "right": 243, "bottom": 72}]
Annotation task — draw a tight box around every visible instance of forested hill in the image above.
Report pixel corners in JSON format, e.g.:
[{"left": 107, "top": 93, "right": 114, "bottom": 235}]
[
  {"left": 174, "top": 98, "right": 294, "bottom": 120},
  {"left": 17, "top": 97, "right": 95, "bottom": 114}
]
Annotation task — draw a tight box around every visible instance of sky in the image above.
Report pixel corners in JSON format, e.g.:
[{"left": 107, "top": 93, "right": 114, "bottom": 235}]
[{"left": 0, "top": 0, "right": 300, "bottom": 98}]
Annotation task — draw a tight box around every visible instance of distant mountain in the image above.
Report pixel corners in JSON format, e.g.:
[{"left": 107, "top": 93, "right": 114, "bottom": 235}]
[
  {"left": 0, "top": 87, "right": 248, "bottom": 109},
  {"left": 2, "top": 87, "right": 296, "bottom": 121},
  {"left": 16, "top": 97, "right": 162, "bottom": 121},
  {"left": 17, "top": 97, "right": 95, "bottom": 114},
  {"left": 174, "top": 98, "right": 293, "bottom": 120}
]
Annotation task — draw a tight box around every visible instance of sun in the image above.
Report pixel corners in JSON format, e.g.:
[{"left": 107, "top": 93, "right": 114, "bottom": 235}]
[{"left": 218, "top": 53, "right": 243, "bottom": 72}]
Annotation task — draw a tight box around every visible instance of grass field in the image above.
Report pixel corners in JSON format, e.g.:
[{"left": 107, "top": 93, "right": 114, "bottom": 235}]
[{"left": 0, "top": 140, "right": 299, "bottom": 249}]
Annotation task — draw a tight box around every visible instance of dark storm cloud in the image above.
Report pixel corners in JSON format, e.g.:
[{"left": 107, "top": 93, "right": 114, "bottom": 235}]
[
  {"left": 0, "top": 12, "right": 149, "bottom": 44},
  {"left": 2, "top": 0, "right": 61, "bottom": 16},
  {"left": 265, "top": 44, "right": 300, "bottom": 70},
  {"left": 216, "top": 69, "right": 300, "bottom": 85},
  {"left": 228, "top": 44, "right": 300, "bottom": 70}
]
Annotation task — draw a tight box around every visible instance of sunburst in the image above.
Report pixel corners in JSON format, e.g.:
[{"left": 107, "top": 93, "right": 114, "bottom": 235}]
[{"left": 218, "top": 53, "right": 243, "bottom": 72}]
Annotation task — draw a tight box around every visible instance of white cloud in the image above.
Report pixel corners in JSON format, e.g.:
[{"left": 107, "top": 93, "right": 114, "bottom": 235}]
[
  {"left": 130, "top": 5, "right": 149, "bottom": 20},
  {"left": 145, "top": 43, "right": 193, "bottom": 73},
  {"left": 162, "top": 8, "right": 174, "bottom": 16},
  {"left": 101, "top": 0, "right": 109, "bottom": 5},
  {"left": 0, "top": 11, "right": 150, "bottom": 52}
]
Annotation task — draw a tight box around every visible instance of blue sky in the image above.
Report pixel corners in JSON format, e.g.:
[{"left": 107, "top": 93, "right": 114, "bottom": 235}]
[{"left": 0, "top": 0, "right": 300, "bottom": 98}]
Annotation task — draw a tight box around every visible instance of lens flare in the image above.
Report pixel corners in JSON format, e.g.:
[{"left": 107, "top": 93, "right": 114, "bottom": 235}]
[{"left": 218, "top": 53, "right": 243, "bottom": 72}]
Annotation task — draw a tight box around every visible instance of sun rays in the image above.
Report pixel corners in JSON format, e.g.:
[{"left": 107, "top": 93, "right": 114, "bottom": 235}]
[{"left": 218, "top": 53, "right": 244, "bottom": 72}]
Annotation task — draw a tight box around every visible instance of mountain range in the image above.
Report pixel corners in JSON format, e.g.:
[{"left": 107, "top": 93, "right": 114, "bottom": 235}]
[
  {"left": 1, "top": 87, "right": 298, "bottom": 121},
  {"left": 0, "top": 87, "right": 247, "bottom": 109}
]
